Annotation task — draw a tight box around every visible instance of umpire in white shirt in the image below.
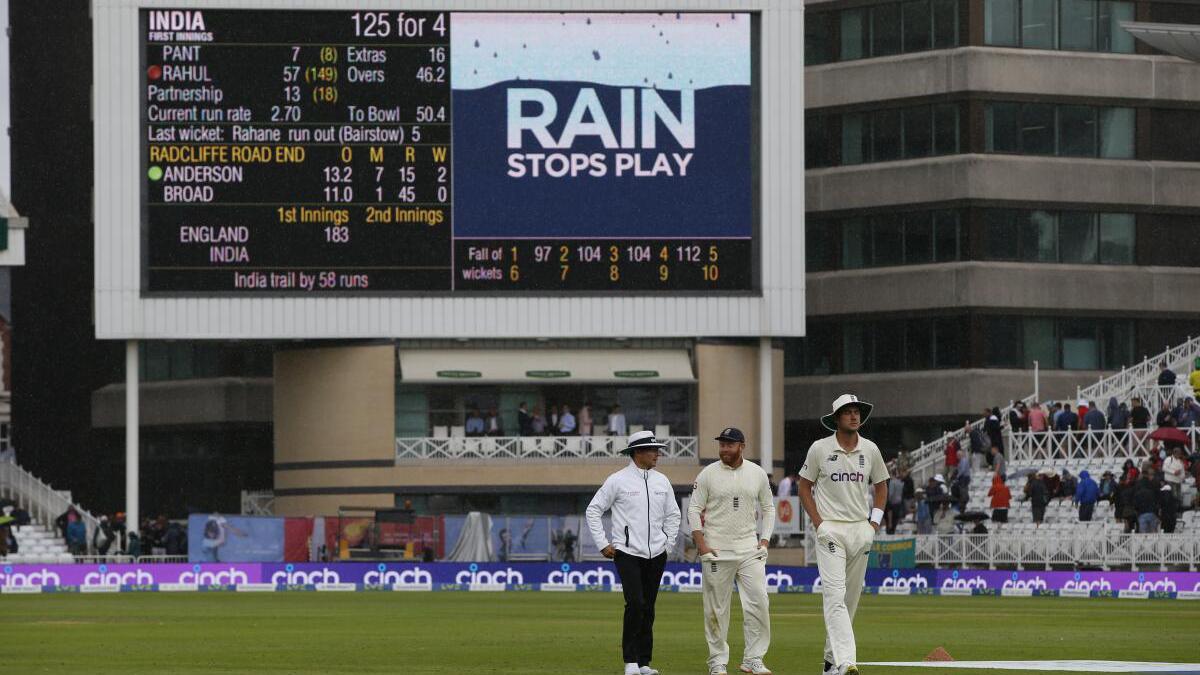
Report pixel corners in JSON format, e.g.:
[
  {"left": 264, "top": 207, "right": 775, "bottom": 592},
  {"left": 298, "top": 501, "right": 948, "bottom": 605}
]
[
  {"left": 586, "top": 430, "right": 682, "bottom": 675},
  {"left": 798, "top": 395, "right": 889, "bottom": 675},
  {"left": 688, "top": 427, "right": 776, "bottom": 675}
]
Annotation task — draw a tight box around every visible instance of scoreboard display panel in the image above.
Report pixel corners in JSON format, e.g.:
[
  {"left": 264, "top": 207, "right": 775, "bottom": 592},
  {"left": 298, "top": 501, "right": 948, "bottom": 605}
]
[{"left": 141, "top": 9, "right": 758, "bottom": 294}]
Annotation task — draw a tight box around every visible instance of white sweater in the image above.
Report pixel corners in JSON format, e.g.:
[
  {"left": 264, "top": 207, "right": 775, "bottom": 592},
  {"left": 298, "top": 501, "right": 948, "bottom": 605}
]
[{"left": 687, "top": 459, "right": 776, "bottom": 552}]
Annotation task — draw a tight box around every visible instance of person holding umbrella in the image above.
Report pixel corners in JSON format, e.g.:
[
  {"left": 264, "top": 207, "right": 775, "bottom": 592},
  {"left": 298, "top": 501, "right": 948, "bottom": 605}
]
[{"left": 586, "top": 430, "right": 681, "bottom": 675}]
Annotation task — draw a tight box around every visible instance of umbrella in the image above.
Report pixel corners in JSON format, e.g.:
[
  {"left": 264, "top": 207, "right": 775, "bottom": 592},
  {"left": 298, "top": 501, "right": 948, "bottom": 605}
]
[
  {"left": 954, "top": 511, "right": 989, "bottom": 522},
  {"left": 0, "top": 515, "right": 14, "bottom": 526},
  {"left": 1149, "top": 427, "right": 1190, "bottom": 446}
]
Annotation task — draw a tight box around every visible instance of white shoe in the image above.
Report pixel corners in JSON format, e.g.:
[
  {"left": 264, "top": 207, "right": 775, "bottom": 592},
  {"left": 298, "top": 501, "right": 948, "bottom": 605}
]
[
  {"left": 624, "top": 663, "right": 639, "bottom": 675},
  {"left": 710, "top": 665, "right": 728, "bottom": 675},
  {"left": 639, "top": 667, "right": 660, "bottom": 675},
  {"left": 740, "top": 658, "right": 772, "bottom": 674}
]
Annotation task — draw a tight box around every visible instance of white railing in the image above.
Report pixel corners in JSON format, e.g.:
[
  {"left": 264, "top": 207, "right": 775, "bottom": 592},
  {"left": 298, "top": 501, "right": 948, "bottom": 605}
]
[
  {"left": 910, "top": 533, "right": 1200, "bottom": 571},
  {"left": 1116, "top": 384, "right": 1195, "bottom": 410},
  {"left": 241, "top": 490, "right": 275, "bottom": 516},
  {"left": 1009, "top": 427, "right": 1200, "bottom": 464},
  {"left": 0, "top": 460, "right": 100, "bottom": 546},
  {"left": 395, "top": 435, "right": 698, "bottom": 461},
  {"left": 1079, "top": 335, "right": 1200, "bottom": 405},
  {"left": 803, "top": 531, "right": 1200, "bottom": 571},
  {"left": 908, "top": 395, "right": 1037, "bottom": 486}
]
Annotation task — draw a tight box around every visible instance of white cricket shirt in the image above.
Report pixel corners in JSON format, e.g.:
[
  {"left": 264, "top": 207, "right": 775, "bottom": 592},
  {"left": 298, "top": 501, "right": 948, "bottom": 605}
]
[{"left": 799, "top": 434, "right": 888, "bottom": 522}]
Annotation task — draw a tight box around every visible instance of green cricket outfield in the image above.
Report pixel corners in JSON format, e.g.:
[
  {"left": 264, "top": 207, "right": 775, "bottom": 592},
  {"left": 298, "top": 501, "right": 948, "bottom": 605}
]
[{"left": 2, "top": 592, "right": 1197, "bottom": 674}]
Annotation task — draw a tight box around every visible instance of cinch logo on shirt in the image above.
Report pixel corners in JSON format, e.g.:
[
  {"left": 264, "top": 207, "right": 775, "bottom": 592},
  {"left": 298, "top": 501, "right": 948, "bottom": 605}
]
[{"left": 831, "top": 471, "right": 865, "bottom": 482}]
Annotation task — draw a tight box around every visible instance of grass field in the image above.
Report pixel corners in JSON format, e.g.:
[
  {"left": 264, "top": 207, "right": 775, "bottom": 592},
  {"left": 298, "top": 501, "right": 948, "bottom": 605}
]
[{"left": 2, "top": 592, "right": 1198, "bottom": 674}]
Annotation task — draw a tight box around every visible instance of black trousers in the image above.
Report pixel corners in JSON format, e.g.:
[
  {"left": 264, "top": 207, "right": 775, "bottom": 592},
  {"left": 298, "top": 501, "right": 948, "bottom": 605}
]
[{"left": 613, "top": 550, "right": 668, "bottom": 666}]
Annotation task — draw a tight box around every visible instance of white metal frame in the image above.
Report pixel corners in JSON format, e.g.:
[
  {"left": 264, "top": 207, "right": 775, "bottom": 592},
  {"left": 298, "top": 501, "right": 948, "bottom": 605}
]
[
  {"left": 395, "top": 435, "right": 698, "bottom": 461},
  {"left": 1009, "top": 427, "right": 1200, "bottom": 464}
]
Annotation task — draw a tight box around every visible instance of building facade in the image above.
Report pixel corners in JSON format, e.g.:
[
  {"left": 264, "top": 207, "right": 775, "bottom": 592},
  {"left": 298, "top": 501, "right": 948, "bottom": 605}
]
[{"left": 788, "top": 0, "right": 1200, "bottom": 467}]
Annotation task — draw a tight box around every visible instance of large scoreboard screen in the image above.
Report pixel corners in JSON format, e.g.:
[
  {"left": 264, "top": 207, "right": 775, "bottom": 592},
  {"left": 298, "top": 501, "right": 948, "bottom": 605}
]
[{"left": 141, "top": 9, "right": 757, "bottom": 294}]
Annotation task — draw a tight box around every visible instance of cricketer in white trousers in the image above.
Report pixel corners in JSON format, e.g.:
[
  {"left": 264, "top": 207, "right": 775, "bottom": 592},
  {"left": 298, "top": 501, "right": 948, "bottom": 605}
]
[
  {"left": 701, "top": 546, "right": 771, "bottom": 668},
  {"left": 814, "top": 519, "right": 875, "bottom": 667}
]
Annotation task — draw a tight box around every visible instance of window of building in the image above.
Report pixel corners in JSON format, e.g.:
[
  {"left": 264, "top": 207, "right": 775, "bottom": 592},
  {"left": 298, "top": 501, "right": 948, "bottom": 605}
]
[
  {"left": 1022, "top": 0, "right": 1058, "bottom": 48},
  {"left": 986, "top": 0, "right": 1021, "bottom": 45},
  {"left": 986, "top": 102, "right": 1134, "bottom": 158},
  {"left": 1059, "top": 211, "right": 1099, "bottom": 263},
  {"left": 984, "top": 0, "right": 1134, "bottom": 52},
  {"left": 806, "top": 114, "right": 832, "bottom": 169},
  {"left": 903, "top": 0, "right": 933, "bottom": 52},
  {"left": 1098, "top": 1, "right": 1135, "bottom": 52},
  {"left": 983, "top": 317, "right": 1134, "bottom": 369},
  {"left": 139, "top": 342, "right": 269, "bottom": 381},
  {"left": 844, "top": 316, "right": 967, "bottom": 373},
  {"left": 831, "top": 0, "right": 960, "bottom": 62},
  {"left": 1060, "top": 0, "right": 1096, "bottom": 50},
  {"left": 839, "top": 210, "right": 964, "bottom": 269},
  {"left": 784, "top": 324, "right": 838, "bottom": 377},
  {"left": 1098, "top": 213, "right": 1134, "bottom": 264},
  {"left": 836, "top": 104, "right": 961, "bottom": 167},
  {"left": 873, "top": 2, "right": 903, "bottom": 57},
  {"left": 904, "top": 212, "right": 935, "bottom": 264},
  {"left": 872, "top": 109, "right": 903, "bottom": 162},
  {"left": 933, "top": 0, "right": 959, "bottom": 48},
  {"left": 1099, "top": 107, "right": 1135, "bottom": 158},
  {"left": 842, "top": 113, "right": 867, "bottom": 165},
  {"left": 934, "top": 211, "right": 962, "bottom": 262},
  {"left": 843, "top": 218, "right": 871, "bottom": 269},
  {"left": 874, "top": 215, "right": 905, "bottom": 267},
  {"left": 1058, "top": 105, "right": 1097, "bottom": 156},
  {"left": 805, "top": 12, "right": 833, "bottom": 66},
  {"left": 982, "top": 209, "right": 1135, "bottom": 264},
  {"left": 841, "top": 9, "right": 868, "bottom": 61},
  {"left": 807, "top": 220, "right": 837, "bottom": 272}
]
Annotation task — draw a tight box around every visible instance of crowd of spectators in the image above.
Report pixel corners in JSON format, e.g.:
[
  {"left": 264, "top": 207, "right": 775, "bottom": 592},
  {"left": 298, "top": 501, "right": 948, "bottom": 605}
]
[{"left": 465, "top": 401, "right": 633, "bottom": 438}]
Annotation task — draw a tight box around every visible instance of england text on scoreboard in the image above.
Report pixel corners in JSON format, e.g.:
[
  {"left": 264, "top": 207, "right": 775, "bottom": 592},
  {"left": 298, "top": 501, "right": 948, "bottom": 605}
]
[{"left": 141, "top": 9, "right": 757, "bottom": 294}]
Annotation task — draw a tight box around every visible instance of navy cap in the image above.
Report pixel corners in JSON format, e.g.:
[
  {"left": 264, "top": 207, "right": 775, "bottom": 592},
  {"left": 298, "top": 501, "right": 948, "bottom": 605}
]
[{"left": 714, "top": 427, "right": 745, "bottom": 443}]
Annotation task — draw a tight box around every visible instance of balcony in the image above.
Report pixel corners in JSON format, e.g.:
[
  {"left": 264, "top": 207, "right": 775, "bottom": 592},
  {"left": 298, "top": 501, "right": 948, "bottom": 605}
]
[{"left": 395, "top": 435, "right": 699, "bottom": 463}]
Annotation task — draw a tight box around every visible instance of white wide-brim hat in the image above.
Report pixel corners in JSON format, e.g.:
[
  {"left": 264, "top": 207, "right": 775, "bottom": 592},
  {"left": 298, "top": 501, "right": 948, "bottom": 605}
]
[
  {"left": 621, "top": 429, "right": 667, "bottom": 456},
  {"left": 821, "top": 394, "right": 874, "bottom": 432}
]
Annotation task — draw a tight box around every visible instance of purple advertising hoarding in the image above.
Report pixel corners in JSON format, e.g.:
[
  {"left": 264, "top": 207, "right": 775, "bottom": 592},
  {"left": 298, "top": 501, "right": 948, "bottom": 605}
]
[{"left": 2, "top": 562, "right": 1199, "bottom": 594}]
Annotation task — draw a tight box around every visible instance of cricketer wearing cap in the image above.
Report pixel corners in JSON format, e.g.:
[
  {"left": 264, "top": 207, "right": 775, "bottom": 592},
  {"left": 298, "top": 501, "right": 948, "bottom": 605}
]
[
  {"left": 799, "top": 395, "right": 889, "bottom": 675},
  {"left": 688, "top": 427, "right": 776, "bottom": 675}
]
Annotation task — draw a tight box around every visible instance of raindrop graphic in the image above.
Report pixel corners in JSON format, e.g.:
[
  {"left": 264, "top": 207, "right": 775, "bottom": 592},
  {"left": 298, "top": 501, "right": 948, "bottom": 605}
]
[
  {"left": 474, "top": 39, "right": 479, "bottom": 48},
  {"left": 522, "top": 43, "right": 527, "bottom": 49},
  {"left": 717, "top": 23, "right": 721, "bottom": 28},
  {"left": 676, "top": 13, "right": 681, "bottom": 20},
  {"left": 586, "top": 17, "right": 591, "bottom": 25},
  {"left": 493, "top": 52, "right": 498, "bottom": 58},
  {"left": 668, "top": 72, "right": 673, "bottom": 79},
  {"left": 592, "top": 50, "right": 601, "bottom": 61},
  {"left": 659, "top": 31, "right": 663, "bottom": 36}
]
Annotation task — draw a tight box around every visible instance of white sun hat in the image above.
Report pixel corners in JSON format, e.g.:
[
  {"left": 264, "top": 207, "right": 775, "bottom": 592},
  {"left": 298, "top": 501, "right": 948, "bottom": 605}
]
[{"left": 820, "top": 394, "right": 874, "bottom": 432}]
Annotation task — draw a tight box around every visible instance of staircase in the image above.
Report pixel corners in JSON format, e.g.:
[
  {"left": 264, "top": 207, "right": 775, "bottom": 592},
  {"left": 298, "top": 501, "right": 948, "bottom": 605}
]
[
  {"left": 0, "top": 460, "right": 101, "bottom": 563},
  {"left": 906, "top": 335, "right": 1200, "bottom": 487},
  {"left": 1077, "top": 335, "right": 1200, "bottom": 406}
]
